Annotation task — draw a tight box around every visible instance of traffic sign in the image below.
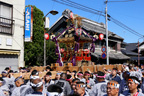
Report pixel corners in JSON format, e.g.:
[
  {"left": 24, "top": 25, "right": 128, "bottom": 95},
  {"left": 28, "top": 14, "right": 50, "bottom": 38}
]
[
  {"left": 101, "top": 52, "right": 107, "bottom": 59},
  {"left": 101, "top": 46, "right": 106, "bottom": 52}
]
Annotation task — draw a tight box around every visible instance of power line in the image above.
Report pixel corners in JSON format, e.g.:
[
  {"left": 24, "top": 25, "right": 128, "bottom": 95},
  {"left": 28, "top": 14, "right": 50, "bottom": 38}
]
[
  {"left": 109, "top": 17, "right": 143, "bottom": 37},
  {"left": 53, "top": 0, "right": 105, "bottom": 16},
  {"left": 53, "top": 0, "right": 144, "bottom": 37},
  {"left": 63, "top": 0, "right": 104, "bottom": 13}
]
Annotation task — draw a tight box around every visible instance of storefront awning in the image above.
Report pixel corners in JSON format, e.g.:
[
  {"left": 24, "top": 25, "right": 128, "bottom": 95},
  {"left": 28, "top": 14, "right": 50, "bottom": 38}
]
[
  {"left": 0, "top": 50, "right": 20, "bottom": 55},
  {"left": 91, "top": 51, "right": 130, "bottom": 60}
]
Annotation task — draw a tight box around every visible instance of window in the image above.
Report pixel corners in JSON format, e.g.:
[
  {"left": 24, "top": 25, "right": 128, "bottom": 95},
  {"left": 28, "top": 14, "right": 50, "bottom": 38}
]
[{"left": 0, "top": 2, "right": 14, "bottom": 34}]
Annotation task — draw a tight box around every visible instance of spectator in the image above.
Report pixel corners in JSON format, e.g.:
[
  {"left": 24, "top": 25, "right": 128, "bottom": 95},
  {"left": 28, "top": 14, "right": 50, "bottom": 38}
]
[
  {"left": 123, "top": 76, "right": 144, "bottom": 96},
  {"left": 107, "top": 68, "right": 121, "bottom": 84},
  {"left": 83, "top": 71, "right": 95, "bottom": 93},
  {"left": 26, "top": 78, "right": 44, "bottom": 96},
  {"left": 47, "top": 84, "right": 64, "bottom": 96},
  {"left": 75, "top": 81, "right": 89, "bottom": 96},
  {"left": 66, "top": 70, "right": 71, "bottom": 75},
  {"left": 0, "top": 87, "right": 5, "bottom": 96},
  {"left": 104, "top": 80, "right": 124, "bottom": 96},
  {"left": 71, "top": 71, "right": 77, "bottom": 78},
  {"left": 89, "top": 71, "right": 107, "bottom": 96},
  {"left": 55, "top": 73, "right": 72, "bottom": 96},
  {"left": 44, "top": 72, "right": 54, "bottom": 88},
  {"left": 45, "top": 66, "right": 51, "bottom": 72},
  {"left": 77, "top": 72, "right": 85, "bottom": 83},
  {"left": 70, "top": 78, "right": 80, "bottom": 95},
  {"left": 119, "top": 71, "right": 130, "bottom": 95},
  {"left": 12, "top": 76, "right": 33, "bottom": 96},
  {"left": 66, "top": 74, "right": 73, "bottom": 84},
  {"left": 54, "top": 72, "right": 61, "bottom": 81},
  {"left": 122, "top": 63, "right": 129, "bottom": 72},
  {"left": 5, "top": 67, "right": 10, "bottom": 73},
  {"left": 103, "top": 68, "right": 110, "bottom": 80}
]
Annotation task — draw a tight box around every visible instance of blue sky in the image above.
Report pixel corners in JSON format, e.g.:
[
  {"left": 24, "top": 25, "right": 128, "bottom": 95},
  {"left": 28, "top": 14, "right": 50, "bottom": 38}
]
[{"left": 25, "top": 0, "right": 144, "bottom": 43}]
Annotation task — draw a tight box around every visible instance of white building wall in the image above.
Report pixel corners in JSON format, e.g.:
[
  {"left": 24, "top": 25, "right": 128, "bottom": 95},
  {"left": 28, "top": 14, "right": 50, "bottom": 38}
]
[{"left": 0, "top": 0, "right": 25, "bottom": 69}]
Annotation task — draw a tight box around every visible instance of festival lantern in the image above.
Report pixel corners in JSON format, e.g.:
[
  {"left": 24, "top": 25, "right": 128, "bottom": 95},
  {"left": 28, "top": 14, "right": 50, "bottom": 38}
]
[
  {"left": 44, "top": 33, "right": 49, "bottom": 40},
  {"left": 99, "top": 33, "right": 104, "bottom": 40}
]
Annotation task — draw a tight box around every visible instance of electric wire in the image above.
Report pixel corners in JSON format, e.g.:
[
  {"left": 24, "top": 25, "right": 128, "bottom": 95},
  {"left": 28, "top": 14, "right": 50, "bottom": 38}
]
[
  {"left": 53, "top": 0, "right": 144, "bottom": 37},
  {"left": 53, "top": 0, "right": 105, "bottom": 16}
]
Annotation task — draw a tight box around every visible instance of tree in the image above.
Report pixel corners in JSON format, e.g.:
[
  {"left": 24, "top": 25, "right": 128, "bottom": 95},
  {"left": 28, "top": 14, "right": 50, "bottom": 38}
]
[
  {"left": 24, "top": 6, "right": 44, "bottom": 66},
  {"left": 25, "top": 6, "right": 62, "bottom": 66}
]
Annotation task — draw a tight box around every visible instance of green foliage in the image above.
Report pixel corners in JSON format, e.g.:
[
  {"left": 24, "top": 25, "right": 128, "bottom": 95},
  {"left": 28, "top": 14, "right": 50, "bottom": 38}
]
[
  {"left": 24, "top": 6, "right": 58, "bottom": 66},
  {"left": 46, "top": 40, "right": 58, "bottom": 65}
]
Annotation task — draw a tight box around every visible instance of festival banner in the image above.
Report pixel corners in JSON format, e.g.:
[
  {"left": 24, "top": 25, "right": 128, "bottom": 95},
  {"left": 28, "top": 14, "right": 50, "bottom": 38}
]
[{"left": 24, "top": 7, "right": 33, "bottom": 42}]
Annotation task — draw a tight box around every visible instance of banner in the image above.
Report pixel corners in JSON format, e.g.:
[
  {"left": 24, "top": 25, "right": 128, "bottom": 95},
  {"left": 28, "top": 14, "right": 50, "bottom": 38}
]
[{"left": 24, "top": 7, "right": 33, "bottom": 42}]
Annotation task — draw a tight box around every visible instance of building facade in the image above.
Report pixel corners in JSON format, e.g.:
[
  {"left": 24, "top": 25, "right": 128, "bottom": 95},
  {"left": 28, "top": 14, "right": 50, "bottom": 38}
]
[
  {"left": 121, "top": 42, "right": 144, "bottom": 65},
  {"left": 0, "top": 0, "right": 25, "bottom": 71}
]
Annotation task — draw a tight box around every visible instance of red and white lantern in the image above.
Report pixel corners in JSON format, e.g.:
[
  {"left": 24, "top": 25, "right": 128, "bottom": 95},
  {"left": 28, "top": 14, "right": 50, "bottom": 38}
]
[
  {"left": 44, "top": 33, "right": 49, "bottom": 40},
  {"left": 99, "top": 33, "right": 104, "bottom": 40}
]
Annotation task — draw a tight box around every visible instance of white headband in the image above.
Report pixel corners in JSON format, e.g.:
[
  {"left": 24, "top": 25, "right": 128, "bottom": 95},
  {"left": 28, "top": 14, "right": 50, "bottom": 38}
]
[
  {"left": 128, "top": 79, "right": 140, "bottom": 84},
  {"left": 47, "top": 92, "right": 62, "bottom": 96},
  {"left": 30, "top": 81, "right": 43, "bottom": 88},
  {"left": 30, "top": 76, "right": 40, "bottom": 80},
  {"left": 77, "top": 84, "right": 86, "bottom": 88},
  {"left": 107, "top": 82, "right": 120, "bottom": 88}
]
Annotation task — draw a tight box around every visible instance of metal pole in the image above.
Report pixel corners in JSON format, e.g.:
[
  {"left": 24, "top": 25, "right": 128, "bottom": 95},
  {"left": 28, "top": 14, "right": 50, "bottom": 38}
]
[
  {"left": 138, "top": 40, "right": 140, "bottom": 67},
  {"left": 105, "top": 0, "right": 109, "bottom": 65},
  {"left": 44, "top": 28, "right": 46, "bottom": 66}
]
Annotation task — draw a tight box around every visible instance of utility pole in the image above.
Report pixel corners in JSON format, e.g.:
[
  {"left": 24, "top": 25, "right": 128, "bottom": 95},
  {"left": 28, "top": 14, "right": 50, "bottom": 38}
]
[
  {"left": 104, "top": 0, "right": 135, "bottom": 65},
  {"left": 105, "top": 0, "right": 109, "bottom": 65}
]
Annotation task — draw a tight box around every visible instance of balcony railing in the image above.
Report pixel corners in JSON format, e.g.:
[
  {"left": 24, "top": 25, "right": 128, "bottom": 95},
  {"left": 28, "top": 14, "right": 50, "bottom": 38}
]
[{"left": 0, "top": 17, "right": 14, "bottom": 35}]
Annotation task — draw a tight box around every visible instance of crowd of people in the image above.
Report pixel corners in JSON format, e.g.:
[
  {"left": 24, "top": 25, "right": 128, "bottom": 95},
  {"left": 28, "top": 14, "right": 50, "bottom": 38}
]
[{"left": 0, "top": 63, "right": 144, "bottom": 96}]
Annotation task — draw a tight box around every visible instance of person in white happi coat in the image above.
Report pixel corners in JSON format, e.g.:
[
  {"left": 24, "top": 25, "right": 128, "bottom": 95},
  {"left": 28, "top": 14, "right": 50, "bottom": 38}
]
[
  {"left": 77, "top": 72, "right": 85, "bottom": 83},
  {"left": 89, "top": 71, "right": 108, "bottom": 96},
  {"left": 75, "top": 81, "right": 89, "bottom": 96},
  {"left": 44, "top": 72, "right": 54, "bottom": 89},
  {"left": 11, "top": 76, "right": 33, "bottom": 96},
  {"left": 83, "top": 71, "right": 95, "bottom": 93},
  {"left": 26, "top": 78, "right": 45, "bottom": 96},
  {"left": 0, "top": 87, "right": 5, "bottom": 96},
  {"left": 103, "top": 80, "right": 124, "bottom": 96},
  {"left": 123, "top": 76, "right": 144, "bottom": 96},
  {"left": 47, "top": 84, "right": 64, "bottom": 96}
]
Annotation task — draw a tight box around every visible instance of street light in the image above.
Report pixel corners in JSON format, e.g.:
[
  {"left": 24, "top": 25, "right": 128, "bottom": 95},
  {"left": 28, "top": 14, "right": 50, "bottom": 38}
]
[
  {"left": 44, "top": 10, "right": 58, "bottom": 66},
  {"left": 138, "top": 36, "right": 144, "bottom": 67}
]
